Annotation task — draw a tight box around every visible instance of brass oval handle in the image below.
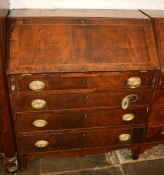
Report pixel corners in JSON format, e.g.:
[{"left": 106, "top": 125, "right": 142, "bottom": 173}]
[
  {"left": 127, "top": 77, "right": 141, "bottom": 88},
  {"left": 31, "top": 99, "right": 46, "bottom": 110},
  {"left": 121, "top": 94, "right": 138, "bottom": 109},
  {"left": 32, "top": 119, "right": 48, "bottom": 128},
  {"left": 119, "top": 134, "right": 131, "bottom": 142},
  {"left": 29, "top": 81, "right": 45, "bottom": 91},
  {"left": 161, "top": 131, "right": 164, "bottom": 135},
  {"left": 122, "top": 113, "right": 135, "bottom": 121},
  {"left": 35, "top": 140, "right": 49, "bottom": 148}
]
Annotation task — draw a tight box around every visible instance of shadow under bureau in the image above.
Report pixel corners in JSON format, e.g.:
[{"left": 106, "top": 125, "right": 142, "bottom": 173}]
[{"left": 6, "top": 9, "right": 163, "bottom": 170}]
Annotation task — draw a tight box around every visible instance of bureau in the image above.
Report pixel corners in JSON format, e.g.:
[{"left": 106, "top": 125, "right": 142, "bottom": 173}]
[{"left": 6, "top": 9, "right": 162, "bottom": 170}]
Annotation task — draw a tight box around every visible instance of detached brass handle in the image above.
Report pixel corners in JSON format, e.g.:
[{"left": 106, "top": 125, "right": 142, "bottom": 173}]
[
  {"left": 31, "top": 99, "right": 46, "bottom": 110},
  {"left": 119, "top": 134, "right": 131, "bottom": 142},
  {"left": 122, "top": 113, "right": 135, "bottom": 121},
  {"left": 35, "top": 140, "right": 49, "bottom": 148},
  {"left": 29, "top": 80, "right": 45, "bottom": 91},
  {"left": 33, "top": 119, "right": 48, "bottom": 128},
  {"left": 127, "top": 77, "right": 141, "bottom": 88},
  {"left": 121, "top": 94, "right": 138, "bottom": 109}
]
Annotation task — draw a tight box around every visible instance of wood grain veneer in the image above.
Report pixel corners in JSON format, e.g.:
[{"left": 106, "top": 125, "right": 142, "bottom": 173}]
[{"left": 7, "top": 9, "right": 163, "bottom": 170}]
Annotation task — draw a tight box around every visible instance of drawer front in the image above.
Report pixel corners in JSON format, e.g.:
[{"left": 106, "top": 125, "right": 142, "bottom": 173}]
[
  {"left": 12, "top": 71, "right": 158, "bottom": 92},
  {"left": 17, "top": 107, "right": 148, "bottom": 132},
  {"left": 19, "top": 132, "right": 84, "bottom": 154},
  {"left": 149, "top": 108, "right": 164, "bottom": 124},
  {"left": 85, "top": 127, "right": 145, "bottom": 148},
  {"left": 145, "top": 126, "right": 164, "bottom": 142},
  {"left": 14, "top": 91, "right": 152, "bottom": 112},
  {"left": 19, "top": 127, "right": 145, "bottom": 154}
]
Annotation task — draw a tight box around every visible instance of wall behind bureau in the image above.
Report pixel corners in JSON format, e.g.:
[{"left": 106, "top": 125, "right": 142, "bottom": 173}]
[{"left": 10, "top": 0, "right": 164, "bottom": 10}]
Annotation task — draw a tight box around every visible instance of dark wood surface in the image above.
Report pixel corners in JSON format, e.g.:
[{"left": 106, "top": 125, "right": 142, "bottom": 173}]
[
  {"left": 139, "top": 10, "right": 164, "bottom": 154},
  {"left": 14, "top": 91, "right": 152, "bottom": 112},
  {"left": 7, "top": 10, "right": 159, "bottom": 74},
  {"left": 149, "top": 107, "right": 164, "bottom": 125},
  {"left": 18, "top": 126, "right": 145, "bottom": 154},
  {"left": 9, "top": 71, "right": 159, "bottom": 92},
  {"left": 0, "top": 0, "right": 18, "bottom": 173},
  {"left": 16, "top": 106, "right": 148, "bottom": 133},
  {"left": 141, "top": 10, "right": 164, "bottom": 72},
  {"left": 145, "top": 125, "right": 164, "bottom": 142}
]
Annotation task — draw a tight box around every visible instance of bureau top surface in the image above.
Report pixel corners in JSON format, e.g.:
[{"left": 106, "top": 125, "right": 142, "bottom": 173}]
[
  {"left": 7, "top": 9, "right": 159, "bottom": 74},
  {"left": 9, "top": 9, "right": 148, "bottom": 19},
  {"left": 142, "top": 10, "right": 164, "bottom": 18}
]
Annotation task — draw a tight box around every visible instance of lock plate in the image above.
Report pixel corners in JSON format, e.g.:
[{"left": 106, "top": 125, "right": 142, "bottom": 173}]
[{"left": 121, "top": 94, "right": 138, "bottom": 109}]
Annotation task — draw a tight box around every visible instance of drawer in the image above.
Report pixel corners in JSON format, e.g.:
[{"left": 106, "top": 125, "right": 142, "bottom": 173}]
[
  {"left": 85, "top": 127, "right": 145, "bottom": 148},
  {"left": 149, "top": 108, "right": 164, "bottom": 124},
  {"left": 19, "top": 127, "right": 145, "bottom": 154},
  {"left": 14, "top": 91, "right": 152, "bottom": 112},
  {"left": 17, "top": 107, "right": 148, "bottom": 132},
  {"left": 19, "top": 132, "right": 84, "bottom": 154},
  {"left": 145, "top": 126, "right": 164, "bottom": 142},
  {"left": 11, "top": 71, "right": 158, "bottom": 92}
]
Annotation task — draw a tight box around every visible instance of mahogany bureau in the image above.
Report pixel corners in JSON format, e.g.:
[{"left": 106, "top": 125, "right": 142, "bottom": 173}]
[{"left": 6, "top": 9, "right": 162, "bottom": 170}]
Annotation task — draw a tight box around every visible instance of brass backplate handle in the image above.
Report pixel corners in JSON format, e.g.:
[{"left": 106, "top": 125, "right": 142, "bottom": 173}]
[
  {"left": 33, "top": 119, "right": 48, "bottom": 128},
  {"left": 121, "top": 94, "right": 138, "bottom": 109},
  {"left": 161, "top": 131, "right": 164, "bottom": 135},
  {"left": 29, "top": 80, "right": 45, "bottom": 91},
  {"left": 119, "top": 134, "right": 131, "bottom": 142},
  {"left": 31, "top": 99, "right": 47, "bottom": 110},
  {"left": 127, "top": 77, "right": 141, "bottom": 88},
  {"left": 35, "top": 140, "right": 49, "bottom": 148},
  {"left": 122, "top": 113, "right": 135, "bottom": 121}
]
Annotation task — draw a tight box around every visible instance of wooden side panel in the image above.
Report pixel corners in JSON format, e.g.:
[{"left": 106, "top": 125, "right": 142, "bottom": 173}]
[
  {"left": 0, "top": 1, "right": 18, "bottom": 173},
  {"left": 154, "top": 19, "right": 164, "bottom": 72}
]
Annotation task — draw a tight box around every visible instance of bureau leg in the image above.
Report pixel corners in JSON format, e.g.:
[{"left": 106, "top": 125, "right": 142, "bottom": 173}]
[
  {"left": 3, "top": 154, "right": 18, "bottom": 174},
  {"left": 131, "top": 146, "right": 141, "bottom": 160},
  {"left": 19, "top": 155, "right": 29, "bottom": 171}
]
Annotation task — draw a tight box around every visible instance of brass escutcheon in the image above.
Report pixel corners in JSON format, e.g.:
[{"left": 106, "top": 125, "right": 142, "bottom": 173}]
[
  {"left": 127, "top": 77, "right": 141, "bottom": 88},
  {"left": 35, "top": 140, "right": 49, "bottom": 148},
  {"left": 31, "top": 99, "right": 46, "bottom": 110},
  {"left": 121, "top": 94, "right": 138, "bottom": 109},
  {"left": 121, "top": 96, "right": 130, "bottom": 109},
  {"left": 122, "top": 113, "right": 135, "bottom": 121},
  {"left": 29, "top": 81, "right": 45, "bottom": 91},
  {"left": 161, "top": 131, "right": 164, "bottom": 135},
  {"left": 119, "top": 134, "right": 131, "bottom": 142},
  {"left": 32, "top": 119, "right": 48, "bottom": 128}
]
